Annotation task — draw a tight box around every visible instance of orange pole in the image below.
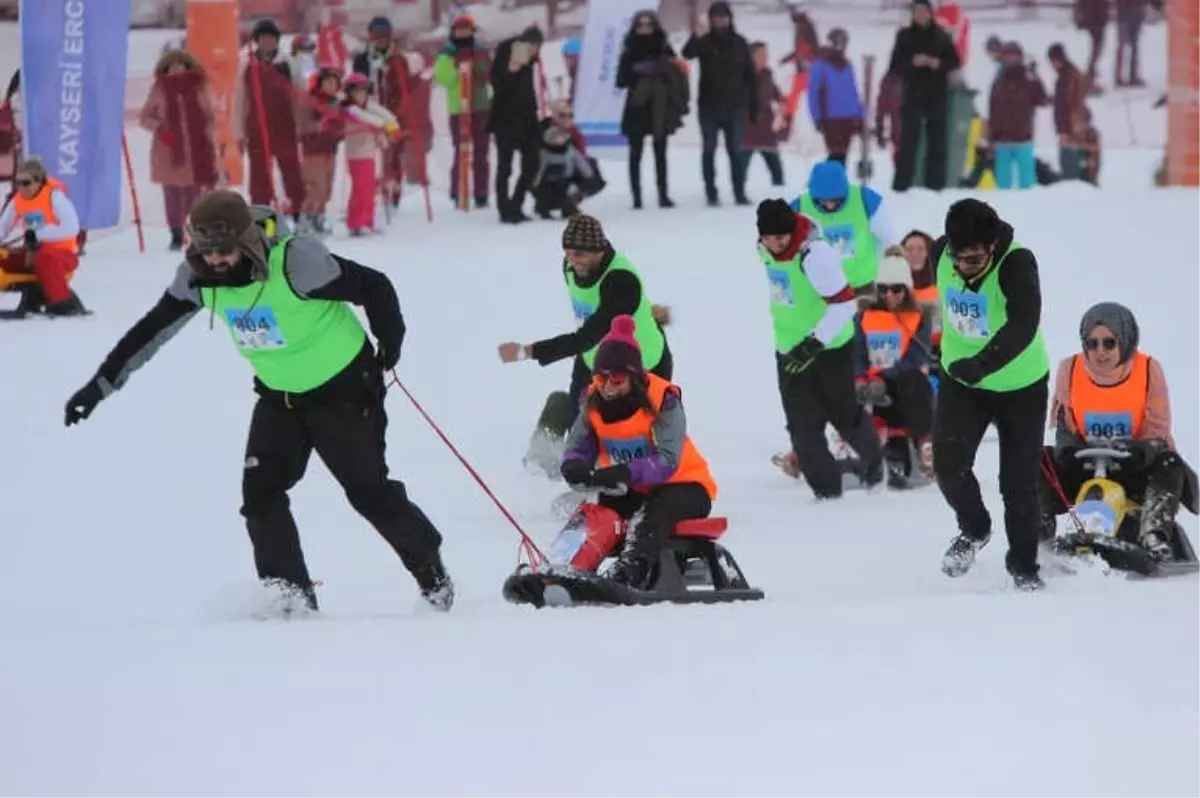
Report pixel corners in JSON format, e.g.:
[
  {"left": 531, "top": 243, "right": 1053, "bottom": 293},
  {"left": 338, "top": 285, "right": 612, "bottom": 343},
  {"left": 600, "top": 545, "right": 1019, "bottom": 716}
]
[
  {"left": 1166, "top": 0, "right": 1199, "bottom": 186},
  {"left": 121, "top": 131, "right": 145, "bottom": 254}
]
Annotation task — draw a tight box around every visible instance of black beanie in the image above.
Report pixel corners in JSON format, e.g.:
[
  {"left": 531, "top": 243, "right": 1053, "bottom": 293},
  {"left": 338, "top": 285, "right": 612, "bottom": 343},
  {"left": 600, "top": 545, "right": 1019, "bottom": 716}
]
[
  {"left": 757, "top": 199, "right": 795, "bottom": 236},
  {"left": 945, "top": 198, "right": 1001, "bottom": 251},
  {"left": 252, "top": 19, "right": 281, "bottom": 41}
]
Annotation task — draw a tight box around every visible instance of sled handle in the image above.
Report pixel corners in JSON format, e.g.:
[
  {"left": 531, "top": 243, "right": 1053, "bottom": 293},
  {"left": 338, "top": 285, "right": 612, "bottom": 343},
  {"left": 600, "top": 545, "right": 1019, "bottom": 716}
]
[{"left": 1075, "top": 447, "right": 1133, "bottom": 461}]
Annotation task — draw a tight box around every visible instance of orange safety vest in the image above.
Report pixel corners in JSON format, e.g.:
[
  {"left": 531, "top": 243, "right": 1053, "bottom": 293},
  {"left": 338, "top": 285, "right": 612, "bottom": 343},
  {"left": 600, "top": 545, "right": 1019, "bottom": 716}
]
[
  {"left": 13, "top": 180, "right": 78, "bottom": 253},
  {"left": 859, "top": 308, "right": 923, "bottom": 377},
  {"left": 587, "top": 373, "right": 717, "bottom": 501},
  {"left": 912, "top": 285, "right": 941, "bottom": 347},
  {"left": 1069, "top": 352, "right": 1150, "bottom": 441}
]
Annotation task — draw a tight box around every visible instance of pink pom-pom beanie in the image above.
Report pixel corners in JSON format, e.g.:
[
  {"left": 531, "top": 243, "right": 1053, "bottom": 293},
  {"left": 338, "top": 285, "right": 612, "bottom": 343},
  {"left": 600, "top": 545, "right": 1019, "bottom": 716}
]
[{"left": 593, "top": 315, "right": 643, "bottom": 375}]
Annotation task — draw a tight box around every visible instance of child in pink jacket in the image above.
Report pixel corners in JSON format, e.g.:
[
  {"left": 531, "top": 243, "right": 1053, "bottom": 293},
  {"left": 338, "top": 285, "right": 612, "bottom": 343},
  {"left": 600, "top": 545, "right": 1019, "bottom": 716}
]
[{"left": 341, "top": 72, "right": 400, "bottom": 235}]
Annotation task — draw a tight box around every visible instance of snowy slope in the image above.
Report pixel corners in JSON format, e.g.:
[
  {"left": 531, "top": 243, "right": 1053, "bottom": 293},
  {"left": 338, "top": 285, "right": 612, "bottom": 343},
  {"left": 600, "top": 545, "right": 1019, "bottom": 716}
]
[{"left": 1, "top": 143, "right": 1197, "bottom": 795}]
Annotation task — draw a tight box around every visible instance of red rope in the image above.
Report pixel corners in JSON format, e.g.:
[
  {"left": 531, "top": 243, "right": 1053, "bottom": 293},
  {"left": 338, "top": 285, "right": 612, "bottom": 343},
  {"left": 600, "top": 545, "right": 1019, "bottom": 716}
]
[
  {"left": 387, "top": 370, "right": 546, "bottom": 567},
  {"left": 1041, "top": 448, "right": 1085, "bottom": 534}
]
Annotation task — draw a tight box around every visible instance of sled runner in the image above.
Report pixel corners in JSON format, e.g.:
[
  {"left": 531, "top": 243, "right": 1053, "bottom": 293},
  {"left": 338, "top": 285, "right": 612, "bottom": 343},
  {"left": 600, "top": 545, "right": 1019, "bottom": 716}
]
[
  {"left": 503, "top": 504, "right": 765, "bottom": 608},
  {"left": 1048, "top": 447, "right": 1199, "bottom": 579}
]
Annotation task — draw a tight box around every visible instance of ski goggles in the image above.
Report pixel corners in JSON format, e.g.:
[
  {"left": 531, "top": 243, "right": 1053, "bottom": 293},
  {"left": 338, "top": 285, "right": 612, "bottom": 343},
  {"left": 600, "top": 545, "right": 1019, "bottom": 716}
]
[{"left": 593, "top": 371, "right": 630, "bottom": 387}]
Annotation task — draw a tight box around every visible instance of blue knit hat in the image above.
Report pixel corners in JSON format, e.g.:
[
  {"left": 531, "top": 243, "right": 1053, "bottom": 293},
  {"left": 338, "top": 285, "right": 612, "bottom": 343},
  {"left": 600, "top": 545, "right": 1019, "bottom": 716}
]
[{"left": 807, "top": 161, "right": 850, "bottom": 202}]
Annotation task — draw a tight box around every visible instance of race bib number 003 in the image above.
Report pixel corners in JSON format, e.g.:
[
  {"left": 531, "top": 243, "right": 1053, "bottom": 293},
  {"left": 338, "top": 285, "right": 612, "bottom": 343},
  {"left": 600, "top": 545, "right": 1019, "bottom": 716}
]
[
  {"left": 945, "top": 288, "right": 989, "bottom": 339},
  {"left": 226, "top": 306, "right": 287, "bottom": 350},
  {"left": 1082, "top": 411, "right": 1134, "bottom": 440}
]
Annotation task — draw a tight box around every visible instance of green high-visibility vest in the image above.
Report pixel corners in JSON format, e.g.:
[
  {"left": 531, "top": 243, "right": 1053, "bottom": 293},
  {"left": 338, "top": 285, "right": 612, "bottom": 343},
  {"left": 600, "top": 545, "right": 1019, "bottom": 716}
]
[
  {"left": 799, "top": 186, "right": 879, "bottom": 289},
  {"left": 937, "top": 240, "right": 1049, "bottom": 392},
  {"left": 199, "top": 236, "right": 367, "bottom": 393},
  {"left": 565, "top": 253, "right": 665, "bottom": 370},
  {"left": 760, "top": 242, "right": 853, "bottom": 354}
]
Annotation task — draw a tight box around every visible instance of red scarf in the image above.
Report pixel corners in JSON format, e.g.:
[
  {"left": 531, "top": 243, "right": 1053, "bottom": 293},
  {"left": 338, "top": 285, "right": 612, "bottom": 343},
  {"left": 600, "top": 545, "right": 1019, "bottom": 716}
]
[{"left": 159, "top": 70, "right": 219, "bottom": 187}]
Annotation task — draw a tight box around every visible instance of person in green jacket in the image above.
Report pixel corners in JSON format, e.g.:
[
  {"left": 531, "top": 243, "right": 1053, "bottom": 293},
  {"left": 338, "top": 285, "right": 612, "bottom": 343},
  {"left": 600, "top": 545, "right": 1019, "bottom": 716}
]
[
  {"left": 497, "top": 214, "right": 672, "bottom": 477},
  {"left": 433, "top": 12, "right": 492, "bottom": 208},
  {"left": 933, "top": 198, "right": 1050, "bottom": 591},
  {"left": 61, "top": 190, "right": 454, "bottom": 615}
]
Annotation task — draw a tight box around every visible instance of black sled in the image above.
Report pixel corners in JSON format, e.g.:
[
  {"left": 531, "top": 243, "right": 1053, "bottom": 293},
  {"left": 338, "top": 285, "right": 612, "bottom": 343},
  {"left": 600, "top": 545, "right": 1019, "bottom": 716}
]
[{"left": 503, "top": 514, "right": 766, "bottom": 608}]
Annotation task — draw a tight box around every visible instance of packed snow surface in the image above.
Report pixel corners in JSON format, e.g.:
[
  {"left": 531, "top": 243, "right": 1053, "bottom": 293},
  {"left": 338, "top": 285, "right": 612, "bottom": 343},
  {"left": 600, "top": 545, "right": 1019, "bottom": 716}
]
[{"left": 1, "top": 10, "right": 1197, "bottom": 794}]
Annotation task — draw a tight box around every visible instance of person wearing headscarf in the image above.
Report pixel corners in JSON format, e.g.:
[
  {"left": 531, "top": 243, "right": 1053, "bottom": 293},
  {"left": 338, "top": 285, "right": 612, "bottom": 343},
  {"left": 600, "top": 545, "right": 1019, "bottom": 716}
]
[
  {"left": 559, "top": 315, "right": 717, "bottom": 588},
  {"left": 1038, "top": 302, "right": 1197, "bottom": 560}
]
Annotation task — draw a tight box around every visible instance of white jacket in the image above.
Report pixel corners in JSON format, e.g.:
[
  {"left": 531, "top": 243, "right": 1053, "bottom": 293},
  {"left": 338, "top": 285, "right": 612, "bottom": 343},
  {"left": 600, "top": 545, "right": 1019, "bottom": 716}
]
[{"left": 342, "top": 99, "right": 397, "bottom": 160}]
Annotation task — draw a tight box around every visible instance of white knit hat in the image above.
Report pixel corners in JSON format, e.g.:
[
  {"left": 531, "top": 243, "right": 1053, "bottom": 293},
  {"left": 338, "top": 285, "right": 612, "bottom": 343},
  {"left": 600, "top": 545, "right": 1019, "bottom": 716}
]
[{"left": 875, "top": 254, "right": 913, "bottom": 289}]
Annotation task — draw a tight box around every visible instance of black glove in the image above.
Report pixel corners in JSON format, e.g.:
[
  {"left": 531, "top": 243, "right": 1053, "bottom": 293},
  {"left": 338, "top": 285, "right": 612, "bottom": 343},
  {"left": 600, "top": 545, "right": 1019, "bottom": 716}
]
[
  {"left": 948, "top": 358, "right": 986, "bottom": 386},
  {"left": 23, "top": 228, "right": 38, "bottom": 251},
  {"left": 64, "top": 379, "right": 104, "bottom": 426},
  {"left": 1111, "top": 438, "right": 1166, "bottom": 471},
  {"left": 589, "top": 463, "right": 631, "bottom": 493},
  {"left": 375, "top": 338, "right": 401, "bottom": 372},
  {"left": 784, "top": 336, "right": 824, "bottom": 374},
  {"left": 560, "top": 458, "right": 593, "bottom": 488}
]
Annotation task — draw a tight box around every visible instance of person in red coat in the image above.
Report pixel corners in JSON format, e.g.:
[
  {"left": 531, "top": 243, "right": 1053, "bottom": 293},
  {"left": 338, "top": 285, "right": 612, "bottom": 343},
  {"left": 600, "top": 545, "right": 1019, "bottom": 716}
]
[{"left": 233, "top": 19, "right": 306, "bottom": 216}]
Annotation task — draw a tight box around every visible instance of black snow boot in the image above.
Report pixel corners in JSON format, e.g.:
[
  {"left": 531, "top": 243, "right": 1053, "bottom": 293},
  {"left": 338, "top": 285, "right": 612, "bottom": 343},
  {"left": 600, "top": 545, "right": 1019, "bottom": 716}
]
[
  {"left": 413, "top": 553, "right": 455, "bottom": 611},
  {"left": 941, "top": 531, "right": 990, "bottom": 577},
  {"left": 1139, "top": 476, "right": 1182, "bottom": 561},
  {"left": 15, "top": 284, "right": 45, "bottom": 315},
  {"left": 610, "top": 554, "right": 652, "bottom": 590},
  {"left": 264, "top": 577, "right": 319, "bottom": 615},
  {"left": 44, "top": 291, "right": 88, "bottom": 317},
  {"left": 1005, "top": 551, "right": 1044, "bottom": 591},
  {"left": 169, "top": 227, "right": 184, "bottom": 250}
]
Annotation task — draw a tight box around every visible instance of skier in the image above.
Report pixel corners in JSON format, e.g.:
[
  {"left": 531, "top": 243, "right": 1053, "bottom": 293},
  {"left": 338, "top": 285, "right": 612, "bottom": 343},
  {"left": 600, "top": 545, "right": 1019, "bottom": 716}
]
[
  {"left": 560, "top": 315, "right": 716, "bottom": 588},
  {"left": 757, "top": 198, "right": 882, "bottom": 498},
  {"left": 933, "top": 198, "right": 1050, "bottom": 590},
  {"left": 61, "top": 190, "right": 454, "bottom": 614},
  {"left": 497, "top": 214, "right": 671, "bottom": 475},
  {"left": 853, "top": 251, "right": 935, "bottom": 488},
  {"left": 790, "top": 160, "right": 899, "bottom": 295},
  {"left": 1038, "top": 301, "right": 1197, "bottom": 559}
]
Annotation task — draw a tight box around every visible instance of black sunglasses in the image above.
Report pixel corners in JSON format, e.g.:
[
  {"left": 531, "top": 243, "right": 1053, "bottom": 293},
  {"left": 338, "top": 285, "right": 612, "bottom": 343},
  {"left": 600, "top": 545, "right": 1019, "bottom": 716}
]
[
  {"left": 14, "top": 178, "right": 34, "bottom": 187},
  {"left": 952, "top": 249, "right": 990, "bottom": 267},
  {"left": 878, "top": 284, "right": 908, "bottom": 294},
  {"left": 188, "top": 221, "right": 240, "bottom": 256},
  {"left": 1085, "top": 337, "right": 1117, "bottom": 352}
]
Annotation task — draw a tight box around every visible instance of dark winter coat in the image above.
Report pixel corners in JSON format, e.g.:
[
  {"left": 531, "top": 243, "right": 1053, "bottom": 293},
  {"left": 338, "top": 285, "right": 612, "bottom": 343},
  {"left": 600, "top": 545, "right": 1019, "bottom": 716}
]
[
  {"left": 1074, "top": 0, "right": 1110, "bottom": 31},
  {"left": 1052, "top": 60, "right": 1087, "bottom": 137},
  {"left": 234, "top": 51, "right": 299, "bottom": 147},
  {"left": 988, "top": 64, "right": 1048, "bottom": 143},
  {"left": 743, "top": 68, "right": 782, "bottom": 149},
  {"left": 886, "top": 22, "right": 960, "bottom": 108},
  {"left": 681, "top": 26, "right": 757, "bottom": 116},
  {"left": 488, "top": 36, "right": 541, "bottom": 142},
  {"left": 619, "top": 56, "right": 689, "bottom": 140},
  {"left": 352, "top": 45, "right": 411, "bottom": 121},
  {"left": 616, "top": 32, "right": 679, "bottom": 139},
  {"left": 807, "top": 48, "right": 863, "bottom": 124},
  {"left": 139, "top": 50, "right": 219, "bottom": 188}
]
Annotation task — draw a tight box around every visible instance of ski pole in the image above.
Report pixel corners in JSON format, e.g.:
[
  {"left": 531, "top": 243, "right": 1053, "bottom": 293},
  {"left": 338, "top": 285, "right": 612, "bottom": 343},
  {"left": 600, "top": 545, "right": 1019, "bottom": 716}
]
[{"left": 386, "top": 370, "right": 546, "bottom": 565}]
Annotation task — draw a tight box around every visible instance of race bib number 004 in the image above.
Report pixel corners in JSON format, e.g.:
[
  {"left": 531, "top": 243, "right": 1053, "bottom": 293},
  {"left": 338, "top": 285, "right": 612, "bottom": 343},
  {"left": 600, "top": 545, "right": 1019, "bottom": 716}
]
[
  {"left": 226, "top": 306, "right": 287, "bottom": 350},
  {"left": 945, "top": 288, "right": 989, "bottom": 339},
  {"left": 605, "top": 436, "right": 651, "bottom": 465}
]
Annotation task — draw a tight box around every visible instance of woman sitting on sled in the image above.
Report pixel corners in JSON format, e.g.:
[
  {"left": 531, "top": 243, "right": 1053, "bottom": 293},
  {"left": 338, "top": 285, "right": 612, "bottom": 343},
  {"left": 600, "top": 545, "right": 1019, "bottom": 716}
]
[
  {"left": 559, "top": 314, "right": 717, "bottom": 589},
  {"left": 1038, "top": 301, "right": 1198, "bottom": 562}
]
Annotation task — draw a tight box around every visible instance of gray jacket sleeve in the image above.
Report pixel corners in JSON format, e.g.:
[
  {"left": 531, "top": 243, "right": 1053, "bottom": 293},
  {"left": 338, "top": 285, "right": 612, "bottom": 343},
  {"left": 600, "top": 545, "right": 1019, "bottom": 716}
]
[
  {"left": 281, "top": 236, "right": 343, "bottom": 297},
  {"left": 627, "top": 392, "right": 687, "bottom": 484}
]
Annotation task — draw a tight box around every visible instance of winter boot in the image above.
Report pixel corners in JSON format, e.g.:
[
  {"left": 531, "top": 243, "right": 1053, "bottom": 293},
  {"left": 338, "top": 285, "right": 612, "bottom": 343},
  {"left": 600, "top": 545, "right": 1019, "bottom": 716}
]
[
  {"left": 883, "top": 436, "right": 911, "bottom": 489},
  {"left": 941, "top": 531, "right": 991, "bottom": 577},
  {"left": 655, "top": 158, "right": 673, "bottom": 208},
  {"left": 263, "top": 577, "right": 319, "bottom": 615},
  {"left": 15, "top": 283, "right": 45, "bottom": 315},
  {"left": 630, "top": 167, "right": 643, "bottom": 210},
  {"left": 169, "top": 227, "right": 184, "bottom": 251},
  {"left": 523, "top": 391, "right": 575, "bottom": 478},
  {"left": 1139, "top": 474, "right": 1182, "bottom": 561},
  {"left": 44, "top": 291, "right": 88, "bottom": 317},
  {"left": 1005, "top": 551, "right": 1044, "bottom": 591},
  {"left": 610, "top": 553, "right": 652, "bottom": 590},
  {"left": 413, "top": 553, "right": 454, "bottom": 611}
]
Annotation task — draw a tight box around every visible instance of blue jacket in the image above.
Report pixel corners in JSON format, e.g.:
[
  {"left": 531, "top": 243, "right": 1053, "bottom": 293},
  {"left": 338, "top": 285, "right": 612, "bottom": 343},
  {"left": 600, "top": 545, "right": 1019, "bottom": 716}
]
[{"left": 807, "top": 57, "right": 863, "bottom": 124}]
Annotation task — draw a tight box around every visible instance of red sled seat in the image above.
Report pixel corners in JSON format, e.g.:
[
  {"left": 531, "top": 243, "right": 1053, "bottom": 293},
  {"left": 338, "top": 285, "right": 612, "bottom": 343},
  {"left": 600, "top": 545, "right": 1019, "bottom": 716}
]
[{"left": 673, "top": 517, "right": 728, "bottom": 540}]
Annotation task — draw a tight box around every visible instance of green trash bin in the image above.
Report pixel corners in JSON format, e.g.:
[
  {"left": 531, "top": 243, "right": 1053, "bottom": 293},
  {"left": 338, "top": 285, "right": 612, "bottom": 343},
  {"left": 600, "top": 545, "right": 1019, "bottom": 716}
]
[{"left": 913, "top": 85, "right": 977, "bottom": 188}]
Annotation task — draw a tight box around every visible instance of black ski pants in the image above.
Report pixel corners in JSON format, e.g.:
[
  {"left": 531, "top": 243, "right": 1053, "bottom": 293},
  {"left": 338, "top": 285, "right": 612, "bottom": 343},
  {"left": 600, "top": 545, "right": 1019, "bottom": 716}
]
[
  {"left": 933, "top": 374, "right": 1047, "bottom": 573},
  {"left": 777, "top": 344, "right": 882, "bottom": 499},
  {"left": 699, "top": 107, "right": 747, "bottom": 201},
  {"left": 495, "top": 135, "right": 539, "bottom": 217},
  {"left": 628, "top": 134, "right": 669, "bottom": 204},
  {"left": 892, "top": 93, "right": 948, "bottom": 192},
  {"left": 240, "top": 356, "right": 443, "bottom": 593},
  {"left": 600, "top": 482, "right": 712, "bottom": 566}
]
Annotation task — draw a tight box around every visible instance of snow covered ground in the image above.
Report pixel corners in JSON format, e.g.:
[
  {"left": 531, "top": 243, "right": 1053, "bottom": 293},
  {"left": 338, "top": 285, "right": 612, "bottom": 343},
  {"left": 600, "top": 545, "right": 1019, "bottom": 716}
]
[{"left": 1, "top": 11, "right": 1197, "bottom": 797}]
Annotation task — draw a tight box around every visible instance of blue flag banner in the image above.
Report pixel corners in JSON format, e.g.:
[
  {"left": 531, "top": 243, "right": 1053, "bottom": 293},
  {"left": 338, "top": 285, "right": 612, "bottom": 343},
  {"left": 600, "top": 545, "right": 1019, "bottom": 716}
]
[{"left": 20, "top": 0, "right": 131, "bottom": 230}]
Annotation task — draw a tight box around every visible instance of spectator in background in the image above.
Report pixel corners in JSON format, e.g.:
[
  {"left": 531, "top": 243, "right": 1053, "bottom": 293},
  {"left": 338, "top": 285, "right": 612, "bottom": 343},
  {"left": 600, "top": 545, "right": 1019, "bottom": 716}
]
[
  {"left": 297, "top": 66, "right": 344, "bottom": 237},
  {"left": 616, "top": 10, "right": 685, "bottom": 210},
  {"left": 807, "top": 28, "right": 863, "bottom": 167},
  {"left": 138, "top": 49, "right": 218, "bottom": 250},
  {"left": 489, "top": 26, "right": 544, "bottom": 224},
  {"left": 290, "top": 34, "right": 319, "bottom": 88},
  {"left": 352, "top": 17, "right": 414, "bottom": 210},
  {"left": 986, "top": 41, "right": 1047, "bottom": 190},
  {"left": 888, "top": 0, "right": 959, "bottom": 193},
  {"left": 741, "top": 41, "right": 784, "bottom": 188},
  {"left": 778, "top": 4, "right": 819, "bottom": 139},
  {"left": 682, "top": 1, "right": 757, "bottom": 207},
  {"left": 1115, "top": 0, "right": 1148, "bottom": 87},
  {"left": 874, "top": 66, "right": 902, "bottom": 168},
  {"left": 341, "top": 72, "right": 400, "bottom": 236},
  {"left": 233, "top": 20, "right": 306, "bottom": 216},
  {"left": 533, "top": 99, "right": 605, "bottom": 219},
  {"left": 561, "top": 37, "right": 581, "bottom": 100},
  {"left": 1048, "top": 43, "right": 1089, "bottom": 181},
  {"left": 984, "top": 35, "right": 1003, "bottom": 78},
  {"left": 433, "top": 13, "right": 491, "bottom": 210},
  {"left": 1073, "top": 0, "right": 1109, "bottom": 95}
]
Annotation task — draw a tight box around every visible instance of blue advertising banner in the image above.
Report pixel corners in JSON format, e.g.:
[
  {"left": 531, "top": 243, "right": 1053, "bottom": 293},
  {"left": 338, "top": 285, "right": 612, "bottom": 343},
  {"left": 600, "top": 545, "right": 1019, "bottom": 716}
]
[{"left": 20, "top": 0, "right": 131, "bottom": 229}]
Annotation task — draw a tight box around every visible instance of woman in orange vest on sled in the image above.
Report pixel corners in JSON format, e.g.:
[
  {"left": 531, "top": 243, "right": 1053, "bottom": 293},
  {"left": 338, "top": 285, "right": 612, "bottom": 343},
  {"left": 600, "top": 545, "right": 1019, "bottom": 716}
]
[
  {"left": 853, "top": 250, "right": 935, "bottom": 488},
  {"left": 0, "top": 157, "right": 86, "bottom": 317},
  {"left": 1037, "top": 302, "right": 1198, "bottom": 566},
  {"left": 559, "top": 315, "right": 717, "bottom": 589}
]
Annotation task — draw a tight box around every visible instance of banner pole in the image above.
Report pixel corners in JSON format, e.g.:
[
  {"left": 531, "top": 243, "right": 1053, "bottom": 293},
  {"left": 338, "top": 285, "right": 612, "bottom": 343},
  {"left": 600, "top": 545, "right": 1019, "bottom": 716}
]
[{"left": 121, "top": 130, "right": 145, "bottom": 254}]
